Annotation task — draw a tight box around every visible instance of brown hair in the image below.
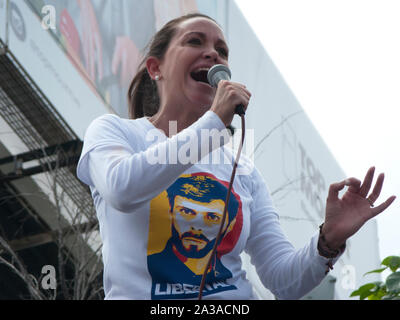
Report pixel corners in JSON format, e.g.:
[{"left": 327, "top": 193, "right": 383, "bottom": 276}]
[{"left": 127, "top": 13, "right": 218, "bottom": 119}]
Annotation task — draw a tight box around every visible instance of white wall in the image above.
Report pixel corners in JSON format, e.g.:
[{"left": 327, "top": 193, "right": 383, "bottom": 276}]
[{"left": 225, "top": 1, "right": 381, "bottom": 299}]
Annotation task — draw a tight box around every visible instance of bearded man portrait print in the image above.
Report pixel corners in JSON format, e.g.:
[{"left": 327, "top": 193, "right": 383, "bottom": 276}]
[{"left": 147, "top": 172, "right": 243, "bottom": 299}]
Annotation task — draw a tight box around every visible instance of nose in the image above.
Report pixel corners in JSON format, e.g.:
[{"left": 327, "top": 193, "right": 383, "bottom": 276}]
[
  {"left": 190, "top": 227, "right": 203, "bottom": 234},
  {"left": 189, "top": 213, "right": 204, "bottom": 233},
  {"left": 203, "top": 47, "right": 219, "bottom": 62}
]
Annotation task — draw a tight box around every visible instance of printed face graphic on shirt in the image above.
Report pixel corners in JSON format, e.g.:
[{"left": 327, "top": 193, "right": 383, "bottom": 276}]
[
  {"left": 147, "top": 173, "right": 243, "bottom": 299},
  {"left": 170, "top": 196, "right": 229, "bottom": 259}
]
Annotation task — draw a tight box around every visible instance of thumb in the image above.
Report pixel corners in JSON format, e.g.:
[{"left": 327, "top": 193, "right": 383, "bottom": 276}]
[{"left": 328, "top": 180, "right": 346, "bottom": 200}]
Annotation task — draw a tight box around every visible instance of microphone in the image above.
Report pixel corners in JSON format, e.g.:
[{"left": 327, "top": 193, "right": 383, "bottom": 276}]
[{"left": 207, "top": 65, "right": 246, "bottom": 115}]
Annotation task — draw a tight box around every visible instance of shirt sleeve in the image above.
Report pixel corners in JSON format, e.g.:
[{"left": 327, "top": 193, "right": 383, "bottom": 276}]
[
  {"left": 76, "top": 111, "right": 229, "bottom": 212},
  {"left": 244, "top": 167, "right": 341, "bottom": 300}
]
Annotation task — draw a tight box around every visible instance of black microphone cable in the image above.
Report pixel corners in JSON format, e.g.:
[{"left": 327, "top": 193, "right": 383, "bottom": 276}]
[
  {"left": 198, "top": 65, "right": 247, "bottom": 300},
  {"left": 198, "top": 112, "right": 245, "bottom": 300}
]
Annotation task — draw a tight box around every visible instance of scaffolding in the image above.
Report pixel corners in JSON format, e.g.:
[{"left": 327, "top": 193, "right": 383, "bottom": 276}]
[
  {"left": 0, "top": 35, "right": 104, "bottom": 298},
  {"left": 0, "top": 39, "right": 94, "bottom": 220}
]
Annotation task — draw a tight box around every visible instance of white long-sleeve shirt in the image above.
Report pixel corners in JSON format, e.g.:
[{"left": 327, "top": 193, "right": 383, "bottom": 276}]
[{"left": 77, "top": 110, "right": 338, "bottom": 300}]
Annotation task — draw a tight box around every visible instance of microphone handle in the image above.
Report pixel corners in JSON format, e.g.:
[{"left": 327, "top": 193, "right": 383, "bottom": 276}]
[{"left": 235, "top": 104, "right": 245, "bottom": 115}]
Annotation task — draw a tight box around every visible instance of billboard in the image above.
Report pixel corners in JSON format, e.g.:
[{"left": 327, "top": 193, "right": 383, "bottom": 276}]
[
  {"left": 0, "top": 0, "right": 221, "bottom": 134},
  {"left": 20, "top": 0, "right": 208, "bottom": 118}
]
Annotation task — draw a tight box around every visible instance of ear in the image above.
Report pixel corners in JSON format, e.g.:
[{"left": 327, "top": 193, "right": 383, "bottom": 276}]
[{"left": 146, "top": 56, "right": 161, "bottom": 80}]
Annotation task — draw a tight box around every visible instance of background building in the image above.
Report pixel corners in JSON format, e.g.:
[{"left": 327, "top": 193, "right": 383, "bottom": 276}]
[{"left": 0, "top": 0, "right": 380, "bottom": 299}]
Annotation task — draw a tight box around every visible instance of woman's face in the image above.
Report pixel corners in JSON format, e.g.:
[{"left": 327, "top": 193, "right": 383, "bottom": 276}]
[{"left": 157, "top": 17, "right": 229, "bottom": 113}]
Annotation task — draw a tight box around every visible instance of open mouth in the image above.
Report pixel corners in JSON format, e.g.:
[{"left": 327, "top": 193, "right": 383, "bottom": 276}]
[{"left": 190, "top": 69, "right": 210, "bottom": 85}]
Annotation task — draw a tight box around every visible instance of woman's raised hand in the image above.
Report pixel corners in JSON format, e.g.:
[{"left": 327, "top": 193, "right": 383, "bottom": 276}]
[{"left": 322, "top": 167, "right": 396, "bottom": 250}]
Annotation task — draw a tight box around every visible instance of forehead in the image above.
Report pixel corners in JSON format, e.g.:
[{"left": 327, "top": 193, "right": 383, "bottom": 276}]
[
  {"left": 174, "top": 196, "right": 224, "bottom": 213},
  {"left": 174, "top": 17, "right": 226, "bottom": 42}
]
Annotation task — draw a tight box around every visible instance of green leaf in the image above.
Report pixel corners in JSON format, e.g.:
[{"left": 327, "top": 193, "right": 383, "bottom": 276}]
[
  {"left": 351, "top": 283, "right": 376, "bottom": 300},
  {"left": 386, "top": 272, "right": 400, "bottom": 293},
  {"left": 374, "top": 281, "right": 384, "bottom": 290},
  {"left": 371, "top": 286, "right": 388, "bottom": 300},
  {"left": 382, "top": 256, "right": 400, "bottom": 271},
  {"left": 389, "top": 256, "right": 400, "bottom": 272},
  {"left": 364, "top": 267, "right": 387, "bottom": 276},
  {"left": 382, "top": 256, "right": 394, "bottom": 266},
  {"left": 368, "top": 292, "right": 387, "bottom": 300},
  {"left": 350, "top": 290, "right": 360, "bottom": 297}
]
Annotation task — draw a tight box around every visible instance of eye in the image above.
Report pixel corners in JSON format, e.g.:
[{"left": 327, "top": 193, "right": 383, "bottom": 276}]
[
  {"left": 206, "top": 212, "right": 221, "bottom": 222},
  {"left": 188, "top": 37, "right": 202, "bottom": 45},
  {"left": 179, "top": 207, "right": 196, "bottom": 216},
  {"left": 217, "top": 47, "right": 228, "bottom": 58}
]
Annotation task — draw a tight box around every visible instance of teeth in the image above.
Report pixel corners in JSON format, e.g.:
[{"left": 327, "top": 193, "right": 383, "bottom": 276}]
[
  {"left": 190, "top": 67, "right": 211, "bottom": 84},
  {"left": 193, "top": 67, "right": 210, "bottom": 73}
]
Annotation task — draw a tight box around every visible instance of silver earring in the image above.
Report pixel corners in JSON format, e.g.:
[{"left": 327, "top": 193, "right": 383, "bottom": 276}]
[{"left": 155, "top": 75, "right": 160, "bottom": 81}]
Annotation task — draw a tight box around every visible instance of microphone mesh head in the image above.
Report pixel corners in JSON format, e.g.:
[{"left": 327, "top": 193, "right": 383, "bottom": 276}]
[{"left": 207, "top": 64, "right": 231, "bottom": 87}]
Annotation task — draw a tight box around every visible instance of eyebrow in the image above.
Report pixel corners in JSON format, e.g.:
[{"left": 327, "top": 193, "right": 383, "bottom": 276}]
[
  {"left": 183, "top": 31, "right": 228, "bottom": 49},
  {"left": 177, "top": 201, "right": 223, "bottom": 215}
]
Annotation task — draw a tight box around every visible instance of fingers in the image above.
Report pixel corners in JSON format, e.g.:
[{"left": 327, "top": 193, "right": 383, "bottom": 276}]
[
  {"left": 234, "top": 82, "right": 251, "bottom": 99},
  {"left": 367, "top": 173, "right": 385, "bottom": 205},
  {"left": 328, "top": 180, "right": 346, "bottom": 200},
  {"left": 359, "top": 166, "right": 375, "bottom": 197},
  {"left": 224, "top": 81, "right": 251, "bottom": 109},
  {"left": 211, "top": 80, "right": 252, "bottom": 125},
  {"left": 358, "top": 166, "right": 385, "bottom": 206},
  {"left": 328, "top": 177, "right": 361, "bottom": 200},
  {"left": 345, "top": 177, "right": 361, "bottom": 193},
  {"left": 217, "top": 81, "right": 251, "bottom": 99},
  {"left": 370, "top": 195, "right": 396, "bottom": 218}
]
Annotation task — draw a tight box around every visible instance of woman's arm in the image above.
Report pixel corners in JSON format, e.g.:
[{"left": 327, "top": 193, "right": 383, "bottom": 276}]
[
  {"left": 244, "top": 168, "right": 334, "bottom": 300},
  {"left": 245, "top": 167, "right": 395, "bottom": 300},
  {"left": 77, "top": 111, "right": 229, "bottom": 212}
]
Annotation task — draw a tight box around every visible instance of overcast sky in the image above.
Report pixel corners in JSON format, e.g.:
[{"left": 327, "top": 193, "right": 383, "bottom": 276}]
[{"left": 235, "top": 0, "right": 400, "bottom": 262}]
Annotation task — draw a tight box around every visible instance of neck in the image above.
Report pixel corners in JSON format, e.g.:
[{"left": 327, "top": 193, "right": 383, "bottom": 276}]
[{"left": 149, "top": 102, "right": 208, "bottom": 137}]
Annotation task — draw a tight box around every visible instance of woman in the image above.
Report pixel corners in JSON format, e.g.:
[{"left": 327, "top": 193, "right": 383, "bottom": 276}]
[{"left": 77, "top": 13, "right": 396, "bottom": 300}]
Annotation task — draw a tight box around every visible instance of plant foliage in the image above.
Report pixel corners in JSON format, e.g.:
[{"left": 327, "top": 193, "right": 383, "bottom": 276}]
[{"left": 350, "top": 256, "right": 400, "bottom": 300}]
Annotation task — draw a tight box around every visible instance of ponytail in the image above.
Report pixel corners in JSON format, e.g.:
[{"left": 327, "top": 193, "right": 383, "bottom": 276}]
[{"left": 127, "top": 65, "right": 159, "bottom": 119}]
